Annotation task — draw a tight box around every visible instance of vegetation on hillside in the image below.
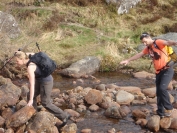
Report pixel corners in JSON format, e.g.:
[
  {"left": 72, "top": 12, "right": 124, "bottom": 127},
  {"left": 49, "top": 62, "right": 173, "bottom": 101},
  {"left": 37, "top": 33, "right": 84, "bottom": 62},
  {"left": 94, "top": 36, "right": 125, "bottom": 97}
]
[{"left": 0, "top": 0, "right": 177, "bottom": 73}]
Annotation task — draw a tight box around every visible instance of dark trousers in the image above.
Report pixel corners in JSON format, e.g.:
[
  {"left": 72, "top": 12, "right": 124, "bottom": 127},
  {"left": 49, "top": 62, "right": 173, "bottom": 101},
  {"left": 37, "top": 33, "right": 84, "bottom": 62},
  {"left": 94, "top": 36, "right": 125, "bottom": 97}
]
[
  {"left": 31, "top": 80, "right": 68, "bottom": 121},
  {"left": 156, "top": 67, "right": 174, "bottom": 115}
]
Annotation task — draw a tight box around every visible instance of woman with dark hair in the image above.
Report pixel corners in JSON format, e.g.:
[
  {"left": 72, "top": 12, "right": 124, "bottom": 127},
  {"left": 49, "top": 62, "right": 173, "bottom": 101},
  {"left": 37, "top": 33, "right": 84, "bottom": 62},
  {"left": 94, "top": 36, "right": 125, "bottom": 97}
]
[{"left": 120, "top": 32, "right": 177, "bottom": 118}]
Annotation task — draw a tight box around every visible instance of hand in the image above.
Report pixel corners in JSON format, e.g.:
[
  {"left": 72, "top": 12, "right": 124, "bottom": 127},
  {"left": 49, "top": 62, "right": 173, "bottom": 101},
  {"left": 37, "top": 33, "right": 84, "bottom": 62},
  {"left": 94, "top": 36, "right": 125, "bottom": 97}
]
[
  {"left": 27, "top": 99, "right": 33, "bottom": 106},
  {"left": 120, "top": 60, "right": 129, "bottom": 66}
]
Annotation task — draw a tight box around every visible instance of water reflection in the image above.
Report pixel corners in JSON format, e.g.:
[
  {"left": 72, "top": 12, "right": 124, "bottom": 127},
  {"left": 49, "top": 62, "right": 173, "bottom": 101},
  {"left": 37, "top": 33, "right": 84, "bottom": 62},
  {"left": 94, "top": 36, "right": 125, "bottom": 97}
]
[{"left": 53, "top": 72, "right": 156, "bottom": 92}]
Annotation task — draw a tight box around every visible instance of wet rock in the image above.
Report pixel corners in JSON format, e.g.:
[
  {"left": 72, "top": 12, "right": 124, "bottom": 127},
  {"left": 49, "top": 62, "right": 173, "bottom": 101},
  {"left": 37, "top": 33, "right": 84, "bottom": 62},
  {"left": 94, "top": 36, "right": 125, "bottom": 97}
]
[
  {"left": 160, "top": 117, "right": 171, "bottom": 129},
  {"left": 169, "top": 118, "right": 177, "bottom": 130},
  {"left": 54, "top": 98, "right": 65, "bottom": 104},
  {"left": 107, "top": 128, "right": 115, "bottom": 133},
  {"left": 115, "top": 90, "right": 134, "bottom": 105},
  {"left": 105, "top": 84, "right": 119, "bottom": 90},
  {"left": 132, "top": 71, "right": 155, "bottom": 79},
  {"left": 73, "top": 86, "right": 84, "bottom": 93},
  {"left": 147, "top": 115, "right": 160, "bottom": 132},
  {"left": 135, "top": 119, "right": 147, "bottom": 127},
  {"left": 169, "top": 93, "right": 174, "bottom": 104},
  {"left": 6, "top": 106, "right": 36, "bottom": 128},
  {"left": 20, "top": 85, "right": 29, "bottom": 101},
  {"left": 104, "top": 106, "right": 122, "bottom": 119},
  {"left": 119, "top": 106, "right": 131, "bottom": 117},
  {"left": 147, "top": 97, "right": 157, "bottom": 104},
  {"left": 16, "top": 124, "right": 26, "bottom": 133},
  {"left": 171, "top": 109, "right": 177, "bottom": 118},
  {"left": 132, "top": 99, "right": 147, "bottom": 105},
  {"left": 5, "top": 128, "right": 14, "bottom": 133},
  {"left": 2, "top": 108, "right": 13, "bottom": 119},
  {"left": 61, "top": 123, "right": 77, "bottom": 133},
  {"left": 132, "top": 109, "right": 147, "bottom": 119},
  {"left": 51, "top": 89, "right": 61, "bottom": 98},
  {"left": 27, "top": 130, "right": 37, "bottom": 133},
  {"left": 79, "top": 87, "right": 92, "bottom": 97},
  {"left": 118, "top": 86, "right": 142, "bottom": 95},
  {"left": 0, "top": 76, "right": 21, "bottom": 109},
  {"left": 26, "top": 111, "right": 57, "bottom": 133},
  {"left": 16, "top": 100, "right": 27, "bottom": 111},
  {"left": 76, "top": 79, "right": 84, "bottom": 84},
  {"left": 77, "top": 104, "right": 87, "bottom": 113},
  {"left": 59, "top": 56, "right": 100, "bottom": 78},
  {"left": 168, "top": 81, "right": 173, "bottom": 90},
  {"left": 88, "top": 104, "right": 99, "bottom": 112},
  {"left": 0, "top": 116, "right": 5, "bottom": 127},
  {"left": 100, "top": 100, "right": 120, "bottom": 109},
  {"left": 142, "top": 87, "right": 156, "bottom": 98},
  {"left": 99, "top": 96, "right": 112, "bottom": 109},
  {"left": 95, "top": 84, "right": 106, "bottom": 91},
  {"left": 80, "top": 128, "right": 91, "bottom": 133},
  {"left": 85, "top": 89, "right": 103, "bottom": 105},
  {"left": 64, "top": 109, "right": 80, "bottom": 118}
]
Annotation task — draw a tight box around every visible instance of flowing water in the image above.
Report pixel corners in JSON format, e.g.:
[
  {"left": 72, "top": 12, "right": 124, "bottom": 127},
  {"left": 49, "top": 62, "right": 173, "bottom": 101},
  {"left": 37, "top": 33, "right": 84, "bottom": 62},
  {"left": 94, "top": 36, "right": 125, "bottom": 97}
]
[{"left": 53, "top": 72, "right": 173, "bottom": 133}]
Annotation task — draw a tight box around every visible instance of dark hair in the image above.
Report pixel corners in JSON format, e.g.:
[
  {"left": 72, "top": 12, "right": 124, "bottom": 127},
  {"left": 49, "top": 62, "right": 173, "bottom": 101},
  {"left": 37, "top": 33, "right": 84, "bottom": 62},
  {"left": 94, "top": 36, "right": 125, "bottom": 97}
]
[{"left": 140, "top": 32, "right": 150, "bottom": 40}]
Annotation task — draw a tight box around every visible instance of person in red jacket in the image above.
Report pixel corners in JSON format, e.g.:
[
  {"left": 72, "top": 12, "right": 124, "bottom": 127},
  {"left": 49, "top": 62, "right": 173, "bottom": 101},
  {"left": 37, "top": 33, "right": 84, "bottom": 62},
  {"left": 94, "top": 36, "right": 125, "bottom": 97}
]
[{"left": 120, "top": 32, "right": 177, "bottom": 118}]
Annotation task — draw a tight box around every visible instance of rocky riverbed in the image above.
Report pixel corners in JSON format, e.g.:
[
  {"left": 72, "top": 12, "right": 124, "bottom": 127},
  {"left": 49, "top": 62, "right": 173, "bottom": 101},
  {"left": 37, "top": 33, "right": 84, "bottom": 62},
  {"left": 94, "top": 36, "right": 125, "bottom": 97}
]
[{"left": 1, "top": 71, "right": 177, "bottom": 133}]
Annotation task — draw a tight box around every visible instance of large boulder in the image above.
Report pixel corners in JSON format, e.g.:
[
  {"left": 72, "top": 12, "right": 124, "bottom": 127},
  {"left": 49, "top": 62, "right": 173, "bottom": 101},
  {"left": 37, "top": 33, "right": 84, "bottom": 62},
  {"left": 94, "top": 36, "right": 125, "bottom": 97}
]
[
  {"left": 147, "top": 115, "right": 161, "bottom": 132},
  {"left": 0, "top": 11, "right": 21, "bottom": 39},
  {"left": 115, "top": 90, "right": 134, "bottom": 105},
  {"left": 85, "top": 89, "right": 103, "bottom": 105},
  {"left": 26, "top": 111, "right": 57, "bottom": 133},
  {"left": 59, "top": 56, "right": 100, "bottom": 78},
  {"left": 6, "top": 106, "right": 36, "bottom": 128},
  {"left": 105, "top": 0, "right": 142, "bottom": 14},
  {"left": 0, "top": 76, "right": 21, "bottom": 109}
]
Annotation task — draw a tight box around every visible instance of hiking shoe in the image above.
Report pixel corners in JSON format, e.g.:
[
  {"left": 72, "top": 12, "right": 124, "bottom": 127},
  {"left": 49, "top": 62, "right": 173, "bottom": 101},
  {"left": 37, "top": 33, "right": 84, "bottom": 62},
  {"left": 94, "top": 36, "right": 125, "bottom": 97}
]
[
  {"left": 159, "top": 112, "right": 171, "bottom": 118},
  {"left": 57, "top": 114, "right": 71, "bottom": 129}
]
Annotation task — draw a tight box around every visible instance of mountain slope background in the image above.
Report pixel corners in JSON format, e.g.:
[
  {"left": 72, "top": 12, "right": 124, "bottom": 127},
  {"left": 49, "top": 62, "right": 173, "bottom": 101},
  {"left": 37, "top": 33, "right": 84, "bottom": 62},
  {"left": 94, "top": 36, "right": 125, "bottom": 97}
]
[{"left": 0, "top": 0, "right": 177, "bottom": 74}]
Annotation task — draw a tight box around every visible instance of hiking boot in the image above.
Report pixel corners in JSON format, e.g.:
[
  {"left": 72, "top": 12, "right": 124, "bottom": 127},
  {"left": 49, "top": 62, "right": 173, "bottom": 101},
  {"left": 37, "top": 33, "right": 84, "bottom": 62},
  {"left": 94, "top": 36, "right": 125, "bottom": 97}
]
[
  {"left": 160, "top": 112, "right": 171, "bottom": 118},
  {"left": 57, "top": 114, "right": 71, "bottom": 129},
  {"left": 155, "top": 110, "right": 171, "bottom": 118}
]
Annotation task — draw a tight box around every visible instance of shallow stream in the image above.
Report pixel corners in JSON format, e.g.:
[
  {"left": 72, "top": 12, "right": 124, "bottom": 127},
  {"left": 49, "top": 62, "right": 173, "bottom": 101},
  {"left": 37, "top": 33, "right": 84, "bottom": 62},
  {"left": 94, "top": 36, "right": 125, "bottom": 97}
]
[{"left": 53, "top": 72, "right": 177, "bottom": 133}]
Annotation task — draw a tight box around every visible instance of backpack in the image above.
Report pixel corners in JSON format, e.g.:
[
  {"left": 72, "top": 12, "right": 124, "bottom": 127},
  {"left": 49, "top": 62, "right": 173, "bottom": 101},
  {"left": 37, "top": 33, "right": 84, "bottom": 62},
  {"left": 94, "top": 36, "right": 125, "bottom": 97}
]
[
  {"left": 27, "top": 52, "right": 57, "bottom": 78},
  {"left": 153, "top": 39, "right": 177, "bottom": 63}
]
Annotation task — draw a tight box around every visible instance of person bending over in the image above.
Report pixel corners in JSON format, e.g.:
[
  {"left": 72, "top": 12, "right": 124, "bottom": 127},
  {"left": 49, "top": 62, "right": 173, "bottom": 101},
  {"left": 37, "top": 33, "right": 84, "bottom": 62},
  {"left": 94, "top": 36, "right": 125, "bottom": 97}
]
[
  {"left": 14, "top": 51, "right": 70, "bottom": 129},
  {"left": 120, "top": 32, "right": 177, "bottom": 118}
]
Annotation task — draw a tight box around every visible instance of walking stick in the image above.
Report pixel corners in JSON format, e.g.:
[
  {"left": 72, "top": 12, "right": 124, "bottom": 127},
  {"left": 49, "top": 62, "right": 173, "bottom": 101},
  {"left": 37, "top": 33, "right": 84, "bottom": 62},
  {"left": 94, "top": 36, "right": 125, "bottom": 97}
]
[{"left": 36, "top": 42, "right": 41, "bottom": 52}]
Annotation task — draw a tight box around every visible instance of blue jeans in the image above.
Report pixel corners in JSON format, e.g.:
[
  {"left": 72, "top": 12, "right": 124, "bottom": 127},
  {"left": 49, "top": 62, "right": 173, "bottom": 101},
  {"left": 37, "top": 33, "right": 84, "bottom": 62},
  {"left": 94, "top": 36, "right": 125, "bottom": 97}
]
[{"left": 156, "top": 67, "right": 174, "bottom": 116}]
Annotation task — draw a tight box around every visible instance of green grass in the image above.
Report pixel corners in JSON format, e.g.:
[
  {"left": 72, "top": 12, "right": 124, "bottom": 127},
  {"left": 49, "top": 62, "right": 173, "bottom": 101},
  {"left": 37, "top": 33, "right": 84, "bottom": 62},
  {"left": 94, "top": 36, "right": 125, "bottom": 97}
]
[{"left": 1, "top": 0, "right": 177, "bottom": 72}]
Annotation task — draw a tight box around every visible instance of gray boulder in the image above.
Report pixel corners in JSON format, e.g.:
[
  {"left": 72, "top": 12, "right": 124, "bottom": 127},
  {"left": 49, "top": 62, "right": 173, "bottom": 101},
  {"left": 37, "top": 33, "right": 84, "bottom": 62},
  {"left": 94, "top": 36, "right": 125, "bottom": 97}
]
[
  {"left": 59, "top": 56, "right": 100, "bottom": 78},
  {"left": 105, "top": 0, "right": 142, "bottom": 14},
  {"left": 0, "top": 76, "right": 21, "bottom": 109},
  {"left": 0, "top": 11, "right": 21, "bottom": 38}
]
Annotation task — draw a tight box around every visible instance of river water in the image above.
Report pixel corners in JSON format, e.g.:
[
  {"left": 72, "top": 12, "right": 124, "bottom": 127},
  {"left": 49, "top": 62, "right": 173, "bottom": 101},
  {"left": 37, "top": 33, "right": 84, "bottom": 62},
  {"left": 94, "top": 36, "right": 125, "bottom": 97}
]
[{"left": 53, "top": 72, "right": 176, "bottom": 133}]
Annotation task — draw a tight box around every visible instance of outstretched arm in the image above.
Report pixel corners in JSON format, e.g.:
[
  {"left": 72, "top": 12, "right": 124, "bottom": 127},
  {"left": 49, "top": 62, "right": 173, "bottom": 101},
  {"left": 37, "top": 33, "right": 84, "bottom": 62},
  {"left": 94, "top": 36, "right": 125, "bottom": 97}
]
[
  {"left": 163, "top": 40, "right": 177, "bottom": 46},
  {"left": 120, "top": 52, "right": 144, "bottom": 65},
  {"left": 27, "top": 63, "right": 36, "bottom": 106}
]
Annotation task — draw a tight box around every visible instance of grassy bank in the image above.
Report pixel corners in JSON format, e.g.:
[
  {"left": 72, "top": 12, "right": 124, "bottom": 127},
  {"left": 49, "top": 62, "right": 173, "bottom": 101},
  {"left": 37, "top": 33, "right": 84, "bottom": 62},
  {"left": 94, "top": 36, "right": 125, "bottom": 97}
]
[{"left": 1, "top": 0, "right": 177, "bottom": 73}]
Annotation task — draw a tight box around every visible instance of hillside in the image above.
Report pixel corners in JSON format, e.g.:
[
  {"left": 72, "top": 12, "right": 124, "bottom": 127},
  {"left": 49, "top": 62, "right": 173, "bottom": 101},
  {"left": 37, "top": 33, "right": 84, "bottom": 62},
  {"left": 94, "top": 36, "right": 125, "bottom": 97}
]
[{"left": 0, "top": 0, "right": 177, "bottom": 74}]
